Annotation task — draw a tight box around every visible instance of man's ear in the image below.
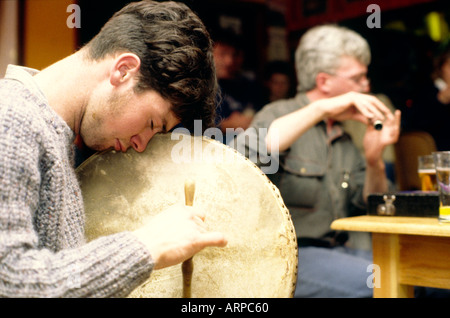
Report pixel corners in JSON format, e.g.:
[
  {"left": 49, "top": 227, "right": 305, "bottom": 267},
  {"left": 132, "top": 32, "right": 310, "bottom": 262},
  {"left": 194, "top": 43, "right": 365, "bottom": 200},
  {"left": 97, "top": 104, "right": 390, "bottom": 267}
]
[
  {"left": 109, "top": 53, "right": 141, "bottom": 87},
  {"left": 315, "top": 72, "right": 332, "bottom": 94}
]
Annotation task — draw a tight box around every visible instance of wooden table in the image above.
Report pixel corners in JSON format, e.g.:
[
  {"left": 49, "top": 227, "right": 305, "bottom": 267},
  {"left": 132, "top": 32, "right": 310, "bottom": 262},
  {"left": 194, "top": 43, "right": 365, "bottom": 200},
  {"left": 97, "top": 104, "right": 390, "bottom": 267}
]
[{"left": 331, "top": 215, "right": 450, "bottom": 298}]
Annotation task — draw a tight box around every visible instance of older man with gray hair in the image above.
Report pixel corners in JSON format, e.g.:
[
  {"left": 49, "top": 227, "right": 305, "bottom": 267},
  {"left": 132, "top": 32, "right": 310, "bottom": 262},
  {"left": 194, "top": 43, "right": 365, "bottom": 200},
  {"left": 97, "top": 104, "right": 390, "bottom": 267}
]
[{"left": 232, "top": 24, "right": 401, "bottom": 297}]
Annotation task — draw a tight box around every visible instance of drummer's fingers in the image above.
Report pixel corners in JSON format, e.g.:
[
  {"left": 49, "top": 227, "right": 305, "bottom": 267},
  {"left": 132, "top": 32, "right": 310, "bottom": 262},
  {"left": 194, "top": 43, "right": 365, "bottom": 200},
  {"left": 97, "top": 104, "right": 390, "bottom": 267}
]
[
  {"left": 183, "top": 206, "right": 207, "bottom": 223},
  {"left": 192, "top": 207, "right": 206, "bottom": 221},
  {"left": 198, "top": 231, "right": 228, "bottom": 248},
  {"left": 179, "top": 206, "right": 227, "bottom": 248}
]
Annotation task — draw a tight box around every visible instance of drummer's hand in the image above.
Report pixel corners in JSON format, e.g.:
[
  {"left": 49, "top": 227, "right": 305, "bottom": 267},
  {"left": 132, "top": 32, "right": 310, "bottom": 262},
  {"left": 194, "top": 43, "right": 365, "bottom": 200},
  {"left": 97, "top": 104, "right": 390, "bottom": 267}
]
[{"left": 133, "top": 204, "right": 227, "bottom": 270}]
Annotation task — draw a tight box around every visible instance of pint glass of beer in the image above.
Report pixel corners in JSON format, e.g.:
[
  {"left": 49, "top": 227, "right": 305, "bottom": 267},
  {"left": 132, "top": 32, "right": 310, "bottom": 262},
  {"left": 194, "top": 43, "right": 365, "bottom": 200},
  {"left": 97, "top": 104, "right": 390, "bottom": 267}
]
[
  {"left": 418, "top": 155, "right": 437, "bottom": 191},
  {"left": 433, "top": 151, "right": 450, "bottom": 223}
]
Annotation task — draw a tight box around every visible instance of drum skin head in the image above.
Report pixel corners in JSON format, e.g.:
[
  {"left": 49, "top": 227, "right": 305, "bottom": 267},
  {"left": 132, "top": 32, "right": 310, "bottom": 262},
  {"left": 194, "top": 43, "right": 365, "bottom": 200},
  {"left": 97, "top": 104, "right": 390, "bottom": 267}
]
[{"left": 76, "top": 133, "right": 298, "bottom": 298}]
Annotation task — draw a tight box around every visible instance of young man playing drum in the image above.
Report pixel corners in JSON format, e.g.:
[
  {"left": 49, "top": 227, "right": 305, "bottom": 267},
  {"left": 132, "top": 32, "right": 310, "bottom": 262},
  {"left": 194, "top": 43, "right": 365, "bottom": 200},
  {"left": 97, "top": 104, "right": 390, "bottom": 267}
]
[
  {"left": 0, "top": 1, "right": 226, "bottom": 297},
  {"left": 234, "top": 24, "right": 401, "bottom": 297}
]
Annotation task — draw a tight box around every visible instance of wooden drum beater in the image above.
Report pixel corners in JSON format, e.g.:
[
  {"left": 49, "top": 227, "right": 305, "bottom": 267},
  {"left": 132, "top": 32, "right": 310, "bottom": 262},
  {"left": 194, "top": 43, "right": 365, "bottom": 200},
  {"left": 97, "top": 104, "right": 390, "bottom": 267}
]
[{"left": 182, "top": 180, "right": 195, "bottom": 298}]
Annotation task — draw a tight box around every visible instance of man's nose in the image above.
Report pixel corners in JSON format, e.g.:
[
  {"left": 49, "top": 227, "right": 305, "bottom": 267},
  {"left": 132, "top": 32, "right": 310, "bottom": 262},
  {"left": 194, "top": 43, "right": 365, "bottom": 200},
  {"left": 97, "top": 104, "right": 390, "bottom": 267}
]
[
  {"left": 360, "top": 77, "right": 371, "bottom": 93},
  {"left": 130, "top": 129, "right": 156, "bottom": 152}
]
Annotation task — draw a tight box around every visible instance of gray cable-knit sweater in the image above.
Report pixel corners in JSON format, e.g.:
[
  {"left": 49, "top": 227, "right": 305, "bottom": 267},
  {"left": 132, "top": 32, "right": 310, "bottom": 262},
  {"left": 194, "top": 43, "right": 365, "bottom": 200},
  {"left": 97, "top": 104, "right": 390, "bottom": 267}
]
[{"left": 0, "top": 65, "right": 154, "bottom": 297}]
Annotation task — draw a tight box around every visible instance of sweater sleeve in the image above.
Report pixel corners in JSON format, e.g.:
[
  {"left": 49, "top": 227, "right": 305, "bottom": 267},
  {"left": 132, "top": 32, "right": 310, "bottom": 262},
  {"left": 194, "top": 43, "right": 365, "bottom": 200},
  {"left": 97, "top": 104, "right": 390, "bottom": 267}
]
[
  {"left": 0, "top": 230, "right": 154, "bottom": 297},
  {"left": 0, "top": 80, "right": 154, "bottom": 297}
]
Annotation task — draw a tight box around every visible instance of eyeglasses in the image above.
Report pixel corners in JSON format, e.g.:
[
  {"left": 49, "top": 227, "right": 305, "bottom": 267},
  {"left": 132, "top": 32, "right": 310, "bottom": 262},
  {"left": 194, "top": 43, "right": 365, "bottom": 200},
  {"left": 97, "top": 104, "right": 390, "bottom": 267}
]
[{"left": 330, "top": 72, "right": 370, "bottom": 86}]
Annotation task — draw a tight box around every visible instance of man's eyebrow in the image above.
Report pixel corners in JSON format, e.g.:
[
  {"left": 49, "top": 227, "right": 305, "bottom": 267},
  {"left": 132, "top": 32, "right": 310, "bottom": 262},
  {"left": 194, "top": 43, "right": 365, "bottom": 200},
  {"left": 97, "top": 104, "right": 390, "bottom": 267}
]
[{"left": 349, "top": 71, "right": 367, "bottom": 80}]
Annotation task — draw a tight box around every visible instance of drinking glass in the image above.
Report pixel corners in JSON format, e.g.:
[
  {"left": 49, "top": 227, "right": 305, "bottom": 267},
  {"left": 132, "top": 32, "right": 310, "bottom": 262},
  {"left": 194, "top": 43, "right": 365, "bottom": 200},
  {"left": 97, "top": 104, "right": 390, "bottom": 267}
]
[
  {"left": 433, "top": 151, "right": 450, "bottom": 223},
  {"left": 418, "top": 155, "right": 437, "bottom": 191}
]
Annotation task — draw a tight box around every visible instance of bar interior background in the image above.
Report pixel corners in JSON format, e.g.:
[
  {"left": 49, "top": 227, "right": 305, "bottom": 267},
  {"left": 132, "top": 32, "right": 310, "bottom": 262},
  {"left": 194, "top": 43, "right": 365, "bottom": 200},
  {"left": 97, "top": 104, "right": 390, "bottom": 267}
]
[{"left": 1, "top": 0, "right": 449, "bottom": 139}]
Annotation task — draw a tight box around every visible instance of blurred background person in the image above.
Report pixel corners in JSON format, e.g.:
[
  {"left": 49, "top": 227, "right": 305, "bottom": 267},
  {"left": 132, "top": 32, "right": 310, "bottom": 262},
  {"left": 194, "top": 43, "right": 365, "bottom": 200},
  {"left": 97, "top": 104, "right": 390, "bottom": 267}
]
[
  {"left": 405, "top": 40, "right": 450, "bottom": 151},
  {"left": 233, "top": 24, "right": 401, "bottom": 298},
  {"left": 262, "top": 60, "right": 296, "bottom": 104},
  {"left": 213, "top": 28, "right": 264, "bottom": 136}
]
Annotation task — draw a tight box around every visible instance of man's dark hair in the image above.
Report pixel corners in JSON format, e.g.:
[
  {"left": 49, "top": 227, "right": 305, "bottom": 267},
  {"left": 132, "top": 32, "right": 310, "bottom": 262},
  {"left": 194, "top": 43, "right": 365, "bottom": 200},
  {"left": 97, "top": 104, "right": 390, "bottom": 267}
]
[
  {"left": 84, "top": 0, "right": 217, "bottom": 132},
  {"left": 212, "top": 28, "right": 244, "bottom": 51}
]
